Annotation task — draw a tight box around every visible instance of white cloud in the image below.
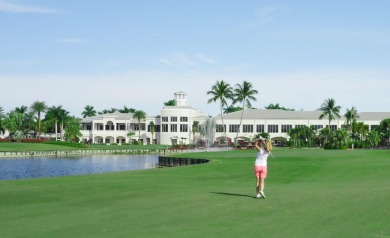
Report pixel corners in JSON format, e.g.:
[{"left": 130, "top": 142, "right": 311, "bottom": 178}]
[
  {"left": 195, "top": 53, "right": 217, "bottom": 65},
  {"left": 158, "top": 53, "right": 217, "bottom": 68},
  {"left": 0, "top": 0, "right": 55, "bottom": 13}
]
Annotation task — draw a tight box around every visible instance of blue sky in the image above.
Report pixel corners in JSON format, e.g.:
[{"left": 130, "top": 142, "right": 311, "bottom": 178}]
[{"left": 1, "top": 0, "right": 389, "bottom": 117}]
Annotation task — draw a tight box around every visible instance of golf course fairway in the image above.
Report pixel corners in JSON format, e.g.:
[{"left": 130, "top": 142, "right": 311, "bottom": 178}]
[{"left": 1, "top": 148, "right": 389, "bottom": 238}]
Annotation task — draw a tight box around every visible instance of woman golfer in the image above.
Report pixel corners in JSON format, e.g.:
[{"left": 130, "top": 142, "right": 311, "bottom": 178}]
[{"left": 254, "top": 138, "right": 272, "bottom": 199}]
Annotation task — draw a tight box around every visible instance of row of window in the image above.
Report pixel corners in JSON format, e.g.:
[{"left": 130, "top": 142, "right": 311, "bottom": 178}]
[
  {"left": 216, "top": 124, "right": 338, "bottom": 133},
  {"left": 161, "top": 124, "right": 188, "bottom": 132},
  {"left": 161, "top": 116, "right": 188, "bottom": 122}
]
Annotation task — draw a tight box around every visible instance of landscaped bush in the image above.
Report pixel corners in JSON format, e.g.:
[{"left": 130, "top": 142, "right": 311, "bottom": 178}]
[
  {"left": 0, "top": 138, "right": 12, "bottom": 143},
  {"left": 43, "top": 141, "right": 88, "bottom": 148},
  {"left": 21, "top": 138, "right": 49, "bottom": 143}
]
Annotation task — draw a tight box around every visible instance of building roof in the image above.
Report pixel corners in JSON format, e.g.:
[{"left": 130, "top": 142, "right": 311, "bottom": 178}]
[
  {"left": 81, "top": 112, "right": 134, "bottom": 123},
  {"left": 217, "top": 109, "right": 390, "bottom": 121}
]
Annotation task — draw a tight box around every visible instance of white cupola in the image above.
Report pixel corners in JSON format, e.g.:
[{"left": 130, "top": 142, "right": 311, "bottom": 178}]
[{"left": 174, "top": 91, "right": 187, "bottom": 106}]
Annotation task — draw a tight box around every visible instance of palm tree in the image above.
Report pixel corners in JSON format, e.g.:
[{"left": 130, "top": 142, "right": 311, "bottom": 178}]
[
  {"left": 45, "top": 106, "right": 64, "bottom": 141},
  {"left": 0, "top": 106, "right": 5, "bottom": 135},
  {"left": 82, "top": 105, "right": 97, "bottom": 118},
  {"left": 223, "top": 105, "right": 242, "bottom": 114},
  {"left": 15, "top": 106, "right": 28, "bottom": 115},
  {"left": 127, "top": 131, "right": 135, "bottom": 144},
  {"left": 164, "top": 100, "right": 176, "bottom": 106},
  {"left": 149, "top": 121, "right": 155, "bottom": 144},
  {"left": 318, "top": 98, "right": 341, "bottom": 142},
  {"left": 30, "top": 101, "right": 48, "bottom": 138},
  {"left": 344, "top": 106, "right": 359, "bottom": 149},
  {"left": 119, "top": 106, "right": 135, "bottom": 113},
  {"left": 232, "top": 81, "right": 258, "bottom": 147},
  {"left": 207, "top": 80, "right": 233, "bottom": 146},
  {"left": 192, "top": 121, "right": 199, "bottom": 144},
  {"left": 133, "top": 110, "right": 146, "bottom": 143}
]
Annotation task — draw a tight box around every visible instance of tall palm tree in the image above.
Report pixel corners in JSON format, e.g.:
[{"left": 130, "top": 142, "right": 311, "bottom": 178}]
[
  {"left": 149, "top": 121, "right": 155, "bottom": 144},
  {"left": 45, "top": 106, "right": 64, "bottom": 141},
  {"left": 30, "top": 101, "right": 48, "bottom": 138},
  {"left": 0, "top": 106, "right": 5, "bottom": 135},
  {"left": 82, "top": 105, "right": 97, "bottom": 118},
  {"left": 133, "top": 110, "right": 146, "bottom": 143},
  {"left": 318, "top": 98, "right": 341, "bottom": 134},
  {"left": 232, "top": 81, "right": 258, "bottom": 147},
  {"left": 344, "top": 106, "right": 359, "bottom": 130},
  {"left": 344, "top": 106, "right": 359, "bottom": 149},
  {"left": 59, "top": 109, "right": 70, "bottom": 141},
  {"left": 207, "top": 80, "right": 233, "bottom": 146},
  {"left": 15, "top": 106, "right": 28, "bottom": 115},
  {"left": 192, "top": 120, "right": 199, "bottom": 144}
]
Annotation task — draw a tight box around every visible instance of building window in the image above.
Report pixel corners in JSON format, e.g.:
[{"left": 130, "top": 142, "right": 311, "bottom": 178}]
[
  {"left": 171, "top": 116, "right": 177, "bottom": 122},
  {"left": 371, "top": 125, "right": 378, "bottom": 130},
  {"left": 180, "top": 117, "right": 188, "bottom": 122},
  {"left": 313, "top": 125, "right": 323, "bottom": 130},
  {"left": 216, "top": 124, "right": 226, "bottom": 133},
  {"left": 268, "top": 125, "right": 279, "bottom": 133},
  {"left": 134, "top": 124, "right": 139, "bottom": 131},
  {"left": 256, "top": 124, "right": 264, "bottom": 133},
  {"left": 162, "top": 117, "right": 168, "bottom": 122},
  {"left": 229, "top": 124, "right": 240, "bottom": 133},
  {"left": 117, "top": 124, "right": 125, "bottom": 130},
  {"left": 155, "top": 125, "right": 161, "bottom": 132},
  {"left": 162, "top": 124, "right": 168, "bottom": 132},
  {"left": 171, "top": 124, "right": 177, "bottom": 132},
  {"left": 243, "top": 124, "right": 253, "bottom": 133},
  {"left": 295, "top": 125, "right": 305, "bottom": 129},
  {"left": 281, "top": 125, "right": 292, "bottom": 133},
  {"left": 86, "top": 125, "right": 92, "bottom": 130},
  {"left": 180, "top": 124, "right": 188, "bottom": 132},
  {"left": 326, "top": 125, "right": 338, "bottom": 131}
]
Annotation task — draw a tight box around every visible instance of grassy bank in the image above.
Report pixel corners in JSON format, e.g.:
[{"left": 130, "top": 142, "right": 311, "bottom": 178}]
[
  {"left": 1, "top": 149, "right": 389, "bottom": 237},
  {"left": 0, "top": 142, "right": 167, "bottom": 152}
]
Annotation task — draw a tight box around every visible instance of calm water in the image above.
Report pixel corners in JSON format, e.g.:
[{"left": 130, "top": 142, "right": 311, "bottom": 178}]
[{"left": 0, "top": 154, "right": 159, "bottom": 180}]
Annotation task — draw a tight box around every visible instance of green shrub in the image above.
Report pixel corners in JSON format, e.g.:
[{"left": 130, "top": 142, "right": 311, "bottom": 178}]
[{"left": 43, "top": 141, "right": 88, "bottom": 148}]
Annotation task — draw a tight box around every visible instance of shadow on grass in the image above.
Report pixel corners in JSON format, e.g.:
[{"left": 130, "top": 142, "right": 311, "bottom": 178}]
[{"left": 210, "top": 192, "right": 255, "bottom": 199}]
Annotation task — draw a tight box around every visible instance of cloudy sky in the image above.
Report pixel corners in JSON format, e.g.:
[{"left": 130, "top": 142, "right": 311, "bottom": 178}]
[{"left": 1, "top": 0, "right": 389, "bottom": 117}]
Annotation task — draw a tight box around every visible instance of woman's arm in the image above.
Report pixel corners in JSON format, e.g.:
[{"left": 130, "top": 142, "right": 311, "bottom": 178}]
[{"left": 255, "top": 140, "right": 262, "bottom": 151}]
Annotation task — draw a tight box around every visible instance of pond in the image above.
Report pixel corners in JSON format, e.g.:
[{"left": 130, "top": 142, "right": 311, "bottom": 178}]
[{"left": 0, "top": 154, "right": 159, "bottom": 180}]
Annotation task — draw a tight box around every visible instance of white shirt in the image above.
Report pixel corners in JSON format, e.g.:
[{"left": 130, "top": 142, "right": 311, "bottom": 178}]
[{"left": 254, "top": 148, "right": 269, "bottom": 166}]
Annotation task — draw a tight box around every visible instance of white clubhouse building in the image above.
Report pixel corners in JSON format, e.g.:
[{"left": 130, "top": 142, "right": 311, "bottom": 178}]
[{"left": 80, "top": 91, "right": 390, "bottom": 146}]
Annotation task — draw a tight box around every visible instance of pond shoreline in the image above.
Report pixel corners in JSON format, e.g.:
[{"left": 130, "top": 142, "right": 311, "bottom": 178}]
[{"left": 0, "top": 149, "right": 189, "bottom": 159}]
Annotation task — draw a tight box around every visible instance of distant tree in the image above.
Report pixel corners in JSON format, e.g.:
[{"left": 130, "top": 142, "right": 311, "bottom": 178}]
[
  {"left": 30, "top": 101, "right": 48, "bottom": 138},
  {"left": 318, "top": 98, "right": 341, "bottom": 142},
  {"left": 149, "top": 121, "right": 155, "bottom": 144},
  {"left": 344, "top": 106, "right": 359, "bottom": 149},
  {"left": 233, "top": 81, "right": 258, "bottom": 147},
  {"left": 15, "top": 106, "right": 28, "bottom": 115},
  {"left": 378, "top": 119, "right": 390, "bottom": 145},
  {"left": 192, "top": 121, "right": 199, "bottom": 144},
  {"left": 64, "top": 116, "right": 82, "bottom": 142},
  {"left": 265, "top": 103, "right": 295, "bottom": 111},
  {"left": 2, "top": 111, "right": 23, "bottom": 139},
  {"left": 0, "top": 106, "right": 5, "bottom": 135},
  {"left": 119, "top": 106, "right": 135, "bottom": 113},
  {"left": 207, "top": 80, "right": 233, "bottom": 146},
  {"left": 223, "top": 105, "right": 243, "bottom": 114},
  {"left": 127, "top": 131, "right": 135, "bottom": 144},
  {"left": 82, "top": 105, "right": 97, "bottom": 118},
  {"left": 164, "top": 100, "right": 176, "bottom": 106},
  {"left": 133, "top": 110, "right": 146, "bottom": 143}
]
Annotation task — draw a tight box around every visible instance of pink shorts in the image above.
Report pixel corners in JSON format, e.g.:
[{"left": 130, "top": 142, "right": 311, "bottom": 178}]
[{"left": 254, "top": 165, "right": 268, "bottom": 179}]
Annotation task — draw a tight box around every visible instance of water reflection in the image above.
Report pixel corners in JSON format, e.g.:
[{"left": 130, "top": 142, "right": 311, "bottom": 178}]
[{"left": 0, "top": 154, "right": 159, "bottom": 180}]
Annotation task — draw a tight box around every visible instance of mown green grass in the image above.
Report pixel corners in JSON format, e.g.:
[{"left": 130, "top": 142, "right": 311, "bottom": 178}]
[
  {"left": 0, "top": 142, "right": 167, "bottom": 152},
  {"left": 1, "top": 149, "right": 389, "bottom": 238}
]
